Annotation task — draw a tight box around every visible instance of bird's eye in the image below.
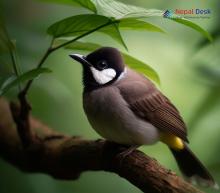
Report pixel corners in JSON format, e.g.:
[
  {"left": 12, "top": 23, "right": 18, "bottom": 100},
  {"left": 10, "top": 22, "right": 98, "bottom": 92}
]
[{"left": 96, "top": 60, "right": 108, "bottom": 70}]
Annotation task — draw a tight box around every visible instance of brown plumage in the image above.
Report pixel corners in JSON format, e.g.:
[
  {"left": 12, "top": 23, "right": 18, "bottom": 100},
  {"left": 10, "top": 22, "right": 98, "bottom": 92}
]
[{"left": 116, "top": 68, "right": 188, "bottom": 142}]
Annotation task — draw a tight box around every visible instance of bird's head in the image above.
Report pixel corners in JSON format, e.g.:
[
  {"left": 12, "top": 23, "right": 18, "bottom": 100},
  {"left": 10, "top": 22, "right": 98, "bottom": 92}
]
[{"left": 70, "top": 47, "right": 125, "bottom": 90}]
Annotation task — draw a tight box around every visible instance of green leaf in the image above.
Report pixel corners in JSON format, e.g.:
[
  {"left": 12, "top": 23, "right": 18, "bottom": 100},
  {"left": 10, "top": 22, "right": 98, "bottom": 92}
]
[
  {"left": 0, "top": 74, "right": 16, "bottom": 89},
  {"left": 0, "top": 68, "right": 52, "bottom": 96},
  {"left": 62, "top": 40, "right": 160, "bottom": 84},
  {"left": 119, "top": 18, "right": 165, "bottom": 33},
  {"left": 39, "top": 0, "right": 162, "bottom": 18},
  {"left": 39, "top": 0, "right": 97, "bottom": 12},
  {"left": 92, "top": 0, "right": 214, "bottom": 43},
  {"left": 47, "top": 14, "right": 109, "bottom": 38},
  {"left": 44, "top": 0, "right": 211, "bottom": 42},
  {"left": 74, "top": 0, "right": 97, "bottom": 12},
  {"left": 41, "top": 0, "right": 163, "bottom": 19},
  {"left": 169, "top": 18, "right": 213, "bottom": 42},
  {"left": 43, "top": 0, "right": 211, "bottom": 41},
  {"left": 0, "top": 17, "right": 21, "bottom": 90},
  {"left": 101, "top": 22, "right": 128, "bottom": 50},
  {"left": 54, "top": 40, "right": 99, "bottom": 51},
  {"left": 197, "top": 26, "right": 220, "bottom": 48},
  {"left": 48, "top": 14, "right": 127, "bottom": 49},
  {"left": 122, "top": 53, "right": 160, "bottom": 84},
  {"left": 92, "top": 0, "right": 163, "bottom": 19},
  {"left": 94, "top": 0, "right": 212, "bottom": 41},
  {"left": 47, "top": 14, "right": 165, "bottom": 51}
]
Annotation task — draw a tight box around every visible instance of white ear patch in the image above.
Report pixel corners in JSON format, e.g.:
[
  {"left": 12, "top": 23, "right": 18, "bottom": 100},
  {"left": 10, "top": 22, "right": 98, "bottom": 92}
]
[{"left": 90, "top": 67, "right": 116, "bottom": 85}]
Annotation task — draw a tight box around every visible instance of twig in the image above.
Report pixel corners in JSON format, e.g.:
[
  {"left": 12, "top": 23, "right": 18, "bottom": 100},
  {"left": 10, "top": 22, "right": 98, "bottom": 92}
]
[
  {"left": 20, "top": 19, "right": 119, "bottom": 97},
  {"left": 21, "top": 39, "right": 54, "bottom": 97},
  {"left": 20, "top": 49, "right": 52, "bottom": 96}
]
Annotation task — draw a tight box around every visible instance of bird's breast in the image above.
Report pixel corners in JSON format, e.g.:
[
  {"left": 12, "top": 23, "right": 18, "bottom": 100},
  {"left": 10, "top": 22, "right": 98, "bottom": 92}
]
[{"left": 83, "top": 86, "right": 159, "bottom": 145}]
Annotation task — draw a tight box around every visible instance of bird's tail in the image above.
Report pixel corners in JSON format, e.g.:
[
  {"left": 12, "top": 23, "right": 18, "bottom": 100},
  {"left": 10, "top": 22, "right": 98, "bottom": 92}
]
[{"left": 169, "top": 144, "right": 218, "bottom": 189}]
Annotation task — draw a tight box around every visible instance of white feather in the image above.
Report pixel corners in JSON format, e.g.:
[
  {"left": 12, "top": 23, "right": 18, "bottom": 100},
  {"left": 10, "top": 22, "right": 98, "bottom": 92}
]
[
  {"left": 116, "top": 68, "right": 127, "bottom": 82},
  {"left": 90, "top": 67, "right": 116, "bottom": 85}
]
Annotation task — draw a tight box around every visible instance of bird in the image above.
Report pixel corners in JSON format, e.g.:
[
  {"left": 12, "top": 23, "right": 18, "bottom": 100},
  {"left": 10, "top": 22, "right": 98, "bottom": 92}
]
[{"left": 69, "top": 47, "right": 217, "bottom": 188}]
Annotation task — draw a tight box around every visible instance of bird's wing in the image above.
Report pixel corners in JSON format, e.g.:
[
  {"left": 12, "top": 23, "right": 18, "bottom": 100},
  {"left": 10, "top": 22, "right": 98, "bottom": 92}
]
[{"left": 116, "top": 71, "right": 188, "bottom": 142}]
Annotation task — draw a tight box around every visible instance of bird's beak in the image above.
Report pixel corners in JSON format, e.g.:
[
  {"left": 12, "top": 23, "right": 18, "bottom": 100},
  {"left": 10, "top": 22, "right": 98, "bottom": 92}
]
[{"left": 69, "top": 54, "right": 91, "bottom": 67}]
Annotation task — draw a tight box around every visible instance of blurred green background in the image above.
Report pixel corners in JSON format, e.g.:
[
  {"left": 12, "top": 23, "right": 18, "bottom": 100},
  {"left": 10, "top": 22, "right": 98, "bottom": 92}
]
[{"left": 0, "top": 0, "right": 220, "bottom": 192}]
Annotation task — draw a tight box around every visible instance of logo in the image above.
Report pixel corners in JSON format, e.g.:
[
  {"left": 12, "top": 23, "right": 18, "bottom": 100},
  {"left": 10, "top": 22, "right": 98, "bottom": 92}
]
[
  {"left": 163, "top": 8, "right": 211, "bottom": 19},
  {"left": 163, "top": 10, "right": 173, "bottom": 18}
]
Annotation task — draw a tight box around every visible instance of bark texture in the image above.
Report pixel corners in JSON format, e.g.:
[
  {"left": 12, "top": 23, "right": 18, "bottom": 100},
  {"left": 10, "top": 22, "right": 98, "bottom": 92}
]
[{"left": 0, "top": 98, "right": 204, "bottom": 193}]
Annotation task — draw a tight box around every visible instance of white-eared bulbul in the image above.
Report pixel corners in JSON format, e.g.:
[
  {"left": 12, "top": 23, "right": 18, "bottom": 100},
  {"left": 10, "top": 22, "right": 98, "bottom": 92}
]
[{"left": 70, "top": 47, "right": 217, "bottom": 188}]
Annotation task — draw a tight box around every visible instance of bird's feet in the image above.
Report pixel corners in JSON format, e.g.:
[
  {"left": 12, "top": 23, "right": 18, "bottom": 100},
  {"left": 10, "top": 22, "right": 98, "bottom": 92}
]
[{"left": 116, "top": 145, "right": 139, "bottom": 163}]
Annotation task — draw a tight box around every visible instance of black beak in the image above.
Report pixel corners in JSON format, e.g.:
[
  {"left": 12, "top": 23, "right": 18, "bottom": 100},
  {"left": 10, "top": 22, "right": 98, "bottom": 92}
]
[{"left": 69, "top": 54, "right": 91, "bottom": 67}]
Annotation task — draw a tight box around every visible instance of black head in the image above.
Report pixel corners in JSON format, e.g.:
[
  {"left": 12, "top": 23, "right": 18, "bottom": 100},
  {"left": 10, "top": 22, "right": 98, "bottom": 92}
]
[{"left": 70, "top": 47, "right": 125, "bottom": 91}]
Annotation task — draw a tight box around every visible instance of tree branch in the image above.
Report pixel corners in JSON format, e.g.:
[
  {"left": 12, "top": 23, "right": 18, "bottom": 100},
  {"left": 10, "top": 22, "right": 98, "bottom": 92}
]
[{"left": 0, "top": 98, "right": 204, "bottom": 193}]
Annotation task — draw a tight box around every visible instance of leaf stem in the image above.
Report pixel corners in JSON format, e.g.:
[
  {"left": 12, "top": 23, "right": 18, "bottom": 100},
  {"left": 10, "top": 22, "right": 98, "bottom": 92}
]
[
  {"left": 51, "top": 20, "right": 119, "bottom": 52},
  {"left": 9, "top": 47, "right": 22, "bottom": 92},
  {"left": 20, "top": 44, "right": 53, "bottom": 96},
  {"left": 20, "top": 19, "right": 119, "bottom": 97}
]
